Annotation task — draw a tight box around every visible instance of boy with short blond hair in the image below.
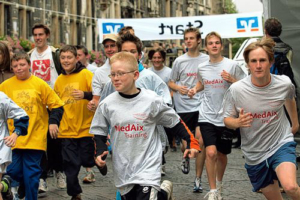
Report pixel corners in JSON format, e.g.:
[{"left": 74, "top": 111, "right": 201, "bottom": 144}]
[{"left": 90, "top": 52, "right": 200, "bottom": 200}]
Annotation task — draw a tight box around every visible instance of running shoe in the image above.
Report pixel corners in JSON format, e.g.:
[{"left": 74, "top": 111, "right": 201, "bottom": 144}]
[
  {"left": 181, "top": 157, "right": 190, "bottom": 174},
  {"left": 193, "top": 177, "right": 203, "bottom": 193}
]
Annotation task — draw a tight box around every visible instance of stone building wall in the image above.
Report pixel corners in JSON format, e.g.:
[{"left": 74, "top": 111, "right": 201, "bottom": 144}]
[{"left": 0, "top": 0, "right": 223, "bottom": 51}]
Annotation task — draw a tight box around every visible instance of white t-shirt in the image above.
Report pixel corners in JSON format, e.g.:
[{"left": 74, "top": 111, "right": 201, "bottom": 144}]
[
  {"left": 30, "top": 46, "right": 58, "bottom": 88},
  {"left": 92, "top": 59, "right": 111, "bottom": 96},
  {"left": 149, "top": 66, "right": 172, "bottom": 86},
  {"left": 223, "top": 75, "right": 295, "bottom": 165},
  {"left": 198, "top": 57, "right": 246, "bottom": 126},
  {"left": 170, "top": 53, "right": 209, "bottom": 113},
  {"left": 0, "top": 92, "right": 28, "bottom": 169},
  {"left": 87, "top": 64, "right": 98, "bottom": 74},
  {"left": 90, "top": 88, "right": 180, "bottom": 195}
]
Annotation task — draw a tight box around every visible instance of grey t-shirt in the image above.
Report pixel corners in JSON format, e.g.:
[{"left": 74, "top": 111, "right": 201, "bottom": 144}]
[
  {"left": 149, "top": 66, "right": 172, "bottom": 86},
  {"left": 90, "top": 89, "right": 180, "bottom": 195},
  {"left": 92, "top": 59, "right": 111, "bottom": 95},
  {"left": 223, "top": 75, "right": 295, "bottom": 165},
  {"left": 198, "top": 57, "right": 246, "bottom": 126},
  {"left": 170, "top": 53, "right": 209, "bottom": 113}
]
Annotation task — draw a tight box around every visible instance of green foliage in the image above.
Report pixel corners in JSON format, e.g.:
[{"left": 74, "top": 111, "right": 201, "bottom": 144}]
[
  {"left": 224, "top": 0, "right": 238, "bottom": 14},
  {"left": 224, "top": 0, "right": 248, "bottom": 58}
]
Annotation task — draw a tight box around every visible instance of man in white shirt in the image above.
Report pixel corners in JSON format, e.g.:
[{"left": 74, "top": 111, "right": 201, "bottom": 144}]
[
  {"left": 87, "top": 34, "right": 119, "bottom": 111},
  {"left": 28, "top": 23, "right": 66, "bottom": 194}
]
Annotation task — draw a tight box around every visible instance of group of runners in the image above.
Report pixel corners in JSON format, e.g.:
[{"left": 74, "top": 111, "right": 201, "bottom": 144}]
[{"left": 0, "top": 17, "right": 299, "bottom": 200}]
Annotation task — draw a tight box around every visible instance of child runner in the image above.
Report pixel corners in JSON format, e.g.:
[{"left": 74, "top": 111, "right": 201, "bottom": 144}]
[
  {"left": 0, "top": 92, "right": 29, "bottom": 200},
  {"left": 188, "top": 31, "right": 246, "bottom": 200},
  {"left": 0, "top": 53, "right": 64, "bottom": 200},
  {"left": 54, "top": 45, "right": 104, "bottom": 200},
  {"left": 90, "top": 52, "right": 200, "bottom": 200}
]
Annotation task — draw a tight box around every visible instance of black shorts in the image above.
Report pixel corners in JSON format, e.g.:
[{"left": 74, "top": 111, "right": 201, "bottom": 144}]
[
  {"left": 199, "top": 122, "right": 233, "bottom": 155},
  {"left": 121, "top": 184, "right": 168, "bottom": 200},
  {"left": 178, "top": 111, "right": 199, "bottom": 135}
]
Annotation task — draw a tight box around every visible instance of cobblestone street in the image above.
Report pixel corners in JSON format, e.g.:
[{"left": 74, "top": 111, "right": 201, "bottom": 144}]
[{"left": 40, "top": 144, "right": 300, "bottom": 200}]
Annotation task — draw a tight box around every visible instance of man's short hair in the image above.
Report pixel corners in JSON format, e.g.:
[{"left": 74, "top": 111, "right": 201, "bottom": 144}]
[
  {"left": 76, "top": 45, "right": 88, "bottom": 56},
  {"left": 204, "top": 31, "right": 222, "bottom": 46},
  {"left": 243, "top": 38, "right": 275, "bottom": 64},
  {"left": 12, "top": 52, "right": 31, "bottom": 64},
  {"left": 264, "top": 17, "right": 282, "bottom": 37},
  {"left": 32, "top": 23, "right": 50, "bottom": 35},
  {"left": 118, "top": 26, "right": 134, "bottom": 36},
  {"left": 148, "top": 47, "right": 166, "bottom": 61},
  {"left": 116, "top": 33, "right": 142, "bottom": 55},
  {"left": 184, "top": 27, "right": 201, "bottom": 40},
  {"left": 110, "top": 52, "right": 138, "bottom": 72},
  {"left": 60, "top": 45, "right": 77, "bottom": 57}
]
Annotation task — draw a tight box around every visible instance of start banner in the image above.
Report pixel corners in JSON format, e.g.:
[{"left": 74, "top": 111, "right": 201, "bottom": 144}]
[{"left": 98, "top": 12, "right": 263, "bottom": 42}]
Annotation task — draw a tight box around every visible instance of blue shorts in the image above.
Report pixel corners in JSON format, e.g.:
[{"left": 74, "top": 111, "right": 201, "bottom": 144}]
[{"left": 245, "top": 141, "right": 297, "bottom": 192}]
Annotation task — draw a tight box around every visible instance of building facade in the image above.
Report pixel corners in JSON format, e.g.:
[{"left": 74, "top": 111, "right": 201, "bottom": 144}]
[{"left": 0, "top": 0, "right": 224, "bottom": 51}]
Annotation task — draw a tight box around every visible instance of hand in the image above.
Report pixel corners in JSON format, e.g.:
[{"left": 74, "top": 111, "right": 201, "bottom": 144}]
[
  {"left": 4, "top": 132, "right": 18, "bottom": 147},
  {"left": 238, "top": 108, "right": 253, "bottom": 128},
  {"left": 95, "top": 151, "right": 109, "bottom": 168},
  {"left": 178, "top": 86, "right": 189, "bottom": 95},
  {"left": 49, "top": 124, "right": 59, "bottom": 139},
  {"left": 183, "top": 148, "right": 199, "bottom": 159},
  {"left": 72, "top": 89, "right": 84, "bottom": 100},
  {"left": 221, "top": 70, "right": 235, "bottom": 83},
  {"left": 187, "top": 88, "right": 197, "bottom": 98},
  {"left": 87, "top": 100, "right": 97, "bottom": 112}
]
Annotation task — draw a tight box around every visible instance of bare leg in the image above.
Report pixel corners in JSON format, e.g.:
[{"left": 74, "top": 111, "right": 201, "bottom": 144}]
[
  {"left": 195, "top": 126, "right": 205, "bottom": 178},
  {"left": 261, "top": 180, "right": 283, "bottom": 200},
  {"left": 216, "top": 152, "right": 227, "bottom": 182},
  {"left": 205, "top": 145, "right": 217, "bottom": 189},
  {"left": 276, "top": 162, "right": 300, "bottom": 200},
  {"left": 0, "top": 173, "right": 3, "bottom": 200}
]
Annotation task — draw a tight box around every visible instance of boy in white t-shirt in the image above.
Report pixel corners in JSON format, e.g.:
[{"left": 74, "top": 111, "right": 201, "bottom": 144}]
[
  {"left": 90, "top": 52, "right": 200, "bottom": 200},
  {"left": 223, "top": 38, "right": 300, "bottom": 200},
  {"left": 0, "top": 92, "right": 29, "bottom": 200},
  {"left": 188, "top": 31, "right": 245, "bottom": 200}
]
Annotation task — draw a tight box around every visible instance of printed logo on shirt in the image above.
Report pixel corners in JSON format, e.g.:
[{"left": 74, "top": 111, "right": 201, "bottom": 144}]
[
  {"left": 204, "top": 79, "right": 226, "bottom": 89},
  {"left": 133, "top": 113, "right": 149, "bottom": 120},
  {"left": 32, "top": 59, "right": 51, "bottom": 81},
  {"left": 13, "top": 90, "right": 37, "bottom": 114},
  {"left": 142, "top": 186, "right": 150, "bottom": 193},
  {"left": 186, "top": 72, "right": 197, "bottom": 77},
  {"left": 250, "top": 111, "right": 279, "bottom": 124},
  {"left": 236, "top": 17, "right": 259, "bottom": 33},
  {"left": 61, "top": 83, "right": 79, "bottom": 105},
  {"left": 114, "top": 124, "right": 148, "bottom": 139}
]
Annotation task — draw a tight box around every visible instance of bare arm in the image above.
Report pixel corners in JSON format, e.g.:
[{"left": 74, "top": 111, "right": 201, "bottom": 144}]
[
  {"left": 187, "top": 81, "right": 204, "bottom": 98},
  {"left": 224, "top": 108, "right": 253, "bottom": 130},
  {"left": 285, "top": 98, "right": 299, "bottom": 134},
  {"left": 87, "top": 95, "right": 100, "bottom": 112},
  {"left": 168, "top": 80, "right": 189, "bottom": 95}
]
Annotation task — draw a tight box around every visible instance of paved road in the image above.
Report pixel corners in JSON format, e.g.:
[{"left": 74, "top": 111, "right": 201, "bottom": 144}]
[{"left": 40, "top": 145, "right": 300, "bottom": 200}]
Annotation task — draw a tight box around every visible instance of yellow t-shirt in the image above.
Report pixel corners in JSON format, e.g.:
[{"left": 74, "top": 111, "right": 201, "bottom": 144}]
[
  {"left": 54, "top": 69, "right": 94, "bottom": 138},
  {"left": 0, "top": 75, "right": 64, "bottom": 151}
]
